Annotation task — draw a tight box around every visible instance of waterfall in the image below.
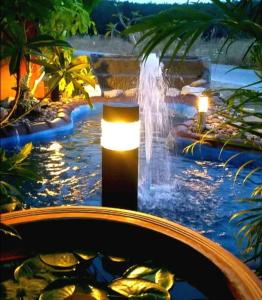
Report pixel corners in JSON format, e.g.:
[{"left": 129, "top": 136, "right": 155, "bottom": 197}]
[{"left": 138, "top": 53, "right": 174, "bottom": 208}]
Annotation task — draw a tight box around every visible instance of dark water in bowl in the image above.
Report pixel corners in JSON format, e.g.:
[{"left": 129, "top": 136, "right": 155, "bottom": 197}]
[
  {"left": 0, "top": 251, "right": 207, "bottom": 300},
  {"left": 19, "top": 111, "right": 261, "bottom": 259}
]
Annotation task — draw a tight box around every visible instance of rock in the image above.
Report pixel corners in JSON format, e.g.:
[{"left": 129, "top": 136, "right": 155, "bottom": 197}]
[
  {"left": 0, "top": 107, "right": 9, "bottom": 121},
  {"left": 103, "top": 89, "right": 124, "bottom": 98},
  {"left": 166, "top": 88, "right": 180, "bottom": 97},
  {"left": 190, "top": 79, "right": 207, "bottom": 87},
  {"left": 210, "top": 118, "right": 220, "bottom": 123},
  {"left": 183, "top": 120, "right": 194, "bottom": 127},
  {"left": 181, "top": 85, "right": 206, "bottom": 96},
  {"left": 0, "top": 97, "right": 15, "bottom": 108},
  {"left": 84, "top": 84, "right": 102, "bottom": 97},
  {"left": 205, "top": 124, "right": 213, "bottom": 130},
  {"left": 243, "top": 116, "right": 262, "bottom": 123},
  {"left": 124, "top": 88, "right": 137, "bottom": 97}
]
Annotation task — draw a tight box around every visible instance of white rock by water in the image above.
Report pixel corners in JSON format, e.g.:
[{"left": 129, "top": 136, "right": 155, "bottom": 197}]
[
  {"left": 124, "top": 88, "right": 137, "bottom": 97},
  {"left": 181, "top": 85, "right": 206, "bottom": 96},
  {"left": 190, "top": 79, "right": 207, "bottom": 87},
  {"left": 103, "top": 89, "right": 124, "bottom": 98},
  {"left": 84, "top": 84, "right": 102, "bottom": 97}
]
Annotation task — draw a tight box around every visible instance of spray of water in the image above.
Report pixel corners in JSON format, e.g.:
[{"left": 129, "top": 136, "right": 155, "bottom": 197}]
[{"left": 138, "top": 53, "right": 175, "bottom": 208}]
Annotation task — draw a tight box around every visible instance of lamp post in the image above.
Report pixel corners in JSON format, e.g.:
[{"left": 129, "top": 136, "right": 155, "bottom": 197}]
[
  {"left": 197, "top": 95, "right": 209, "bottom": 133},
  {"left": 101, "top": 104, "right": 140, "bottom": 210}
]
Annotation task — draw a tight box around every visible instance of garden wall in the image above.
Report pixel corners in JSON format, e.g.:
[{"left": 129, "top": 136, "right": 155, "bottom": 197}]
[{"left": 90, "top": 54, "right": 210, "bottom": 90}]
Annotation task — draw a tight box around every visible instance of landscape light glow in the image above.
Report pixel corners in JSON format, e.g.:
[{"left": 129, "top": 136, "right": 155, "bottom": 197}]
[
  {"left": 198, "top": 96, "right": 209, "bottom": 113},
  {"left": 101, "top": 119, "right": 140, "bottom": 151}
]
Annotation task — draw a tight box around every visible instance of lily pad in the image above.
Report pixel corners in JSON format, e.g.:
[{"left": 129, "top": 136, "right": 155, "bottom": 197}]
[
  {"left": 155, "top": 269, "right": 174, "bottom": 291},
  {"left": 14, "top": 257, "right": 56, "bottom": 282},
  {"left": 40, "top": 253, "right": 79, "bottom": 268},
  {"left": 124, "top": 265, "right": 157, "bottom": 282},
  {"left": 0, "top": 277, "right": 48, "bottom": 300},
  {"left": 109, "top": 278, "right": 170, "bottom": 300},
  {"left": 108, "top": 256, "right": 127, "bottom": 262},
  {"left": 65, "top": 286, "right": 108, "bottom": 300},
  {"left": 74, "top": 250, "right": 97, "bottom": 261},
  {"left": 14, "top": 256, "right": 70, "bottom": 282},
  {"left": 0, "top": 222, "right": 21, "bottom": 239},
  {"left": 39, "top": 284, "right": 76, "bottom": 300}
]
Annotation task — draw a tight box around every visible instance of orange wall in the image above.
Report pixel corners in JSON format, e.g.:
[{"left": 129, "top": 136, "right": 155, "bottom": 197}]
[{"left": 0, "top": 58, "right": 45, "bottom": 100}]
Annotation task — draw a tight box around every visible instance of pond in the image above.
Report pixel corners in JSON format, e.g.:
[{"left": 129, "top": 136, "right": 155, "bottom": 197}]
[{"left": 18, "top": 103, "right": 260, "bottom": 260}]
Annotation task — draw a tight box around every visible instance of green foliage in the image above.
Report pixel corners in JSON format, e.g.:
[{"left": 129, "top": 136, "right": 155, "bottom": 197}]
[
  {"left": 0, "top": 0, "right": 98, "bottom": 127},
  {"left": 0, "top": 251, "right": 174, "bottom": 300},
  {"left": 33, "top": 48, "right": 96, "bottom": 106},
  {"left": 0, "top": 143, "right": 39, "bottom": 212},
  {"left": 40, "top": 0, "right": 99, "bottom": 39},
  {"left": 125, "top": 0, "right": 262, "bottom": 272}
]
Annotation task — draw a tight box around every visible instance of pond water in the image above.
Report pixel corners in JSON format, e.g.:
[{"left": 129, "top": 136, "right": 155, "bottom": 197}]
[{"left": 20, "top": 105, "right": 261, "bottom": 259}]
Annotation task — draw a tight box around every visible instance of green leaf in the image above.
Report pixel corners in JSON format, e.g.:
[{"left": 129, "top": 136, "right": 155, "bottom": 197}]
[
  {"left": 124, "top": 265, "right": 157, "bottom": 281},
  {"left": 39, "top": 284, "right": 75, "bottom": 300},
  {"left": 74, "top": 250, "right": 97, "bottom": 261},
  {"left": 108, "top": 256, "right": 127, "bottom": 262},
  {"left": 155, "top": 269, "right": 174, "bottom": 291},
  {"left": 12, "top": 143, "right": 33, "bottom": 164},
  {"left": 109, "top": 278, "right": 170, "bottom": 300},
  {"left": 0, "top": 222, "right": 21, "bottom": 239},
  {"left": 40, "top": 253, "right": 79, "bottom": 268},
  {"left": 0, "top": 278, "right": 48, "bottom": 300},
  {"left": 14, "top": 257, "right": 55, "bottom": 281},
  {"left": 86, "top": 286, "right": 108, "bottom": 300}
]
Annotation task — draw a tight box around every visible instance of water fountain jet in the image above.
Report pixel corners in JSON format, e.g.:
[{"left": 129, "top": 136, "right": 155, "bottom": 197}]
[{"left": 138, "top": 53, "right": 175, "bottom": 208}]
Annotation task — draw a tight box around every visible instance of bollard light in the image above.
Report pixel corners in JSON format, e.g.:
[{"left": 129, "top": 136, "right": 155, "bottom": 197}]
[
  {"left": 197, "top": 95, "right": 209, "bottom": 132},
  {"left": 101, "top": 104, "right": 140, "bottom": 210},
  {"left": 198, "top": 96, "right": 209, "bottom": 113}
]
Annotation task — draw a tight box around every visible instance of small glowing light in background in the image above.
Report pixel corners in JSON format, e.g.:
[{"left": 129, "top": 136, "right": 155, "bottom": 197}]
[
  {"left": 198, "top": 96, "right": 209, "bottom": 113},
  {"left": 101, "top": 119, "right": 140, "bottom": 151}
]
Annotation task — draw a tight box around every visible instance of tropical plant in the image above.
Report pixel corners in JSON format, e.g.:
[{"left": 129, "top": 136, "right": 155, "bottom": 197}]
[
  {"left": 0, "top": 143, "right": 39, "bottom": 212},
  {"left": 125, "top": 0, "right": 262, "bottom": 273},
  {"left": 32, "top": 48, "right": 97, "bottom": 106},
  {"left": 0, "top": 0, "right": 71, "bottom": 127},
  {"left": 0, "top": 0, "right": 100, "bottom": 127}
]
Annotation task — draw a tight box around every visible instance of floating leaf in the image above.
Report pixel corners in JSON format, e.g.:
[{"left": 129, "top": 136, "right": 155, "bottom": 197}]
[
  {"left": 155, "top": 269, "right": 175, "bottom": 291},
  {"left": 124, "top": 265, "right": 157, "bottom": 282},
  {"left": 108, "top": 256, "right": 127, "bottom": 262},
  {"left": 40, "top": 253, "right": 79, "bottom": 268},
  {"left": 109, "top": 278, "right": 170, "bottom": 300},
  {"left": 0, "top": 222, "right": 21, "bottom": 239},
  {"left": 89, "top": 287, "right": 108, "bottom": 300},
  {"left": 39, "top": 284, "right": 75, "bottom": 300},
  {"left": 75, "top": 250, "right": 97, "bottom": 261},
  {"left": 0, "top": 278, "right": 48, "bottom": 300},
  {"left": 14, "top": 257, "right": 56, "bottom": 282},
  {"left": 85, "top": 286, "right": 108, "bottom": 300}
]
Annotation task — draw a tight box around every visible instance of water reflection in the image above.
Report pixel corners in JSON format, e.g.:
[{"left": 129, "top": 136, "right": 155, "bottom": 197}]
[{"left": 22, "top": 114, "right": 261, "bottom": 257}]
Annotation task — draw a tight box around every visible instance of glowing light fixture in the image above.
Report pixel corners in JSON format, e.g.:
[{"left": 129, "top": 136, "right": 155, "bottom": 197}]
[
  {"left": 198, "top": 96, "right": 209, "bottom": 113},
  {"left": 101, "top": 119, "right": 140, "bottom": 151},
  {"left": 101, "top": 104, "right": 140, "bottom": 210},
  {"left": 197, "top": 95, "right": 209, "bottom": 132}
]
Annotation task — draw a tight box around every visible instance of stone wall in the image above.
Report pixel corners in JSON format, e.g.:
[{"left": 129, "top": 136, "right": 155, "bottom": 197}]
[{"left": 90, "top": 54, "right": 210, "bottom": 90}]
